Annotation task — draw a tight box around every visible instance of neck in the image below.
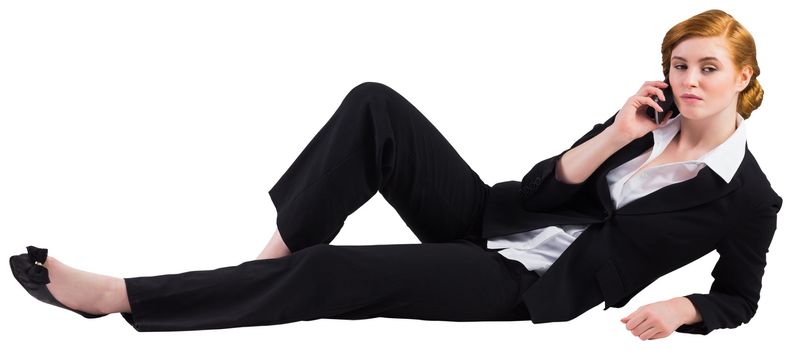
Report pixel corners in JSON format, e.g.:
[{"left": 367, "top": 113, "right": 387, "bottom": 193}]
[{"left": 675, "top": 110, "right": 739, "bottom": 155}]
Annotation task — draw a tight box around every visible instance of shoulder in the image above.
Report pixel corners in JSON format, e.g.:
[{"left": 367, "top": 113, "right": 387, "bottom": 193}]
[{"left": 733, "top": 147, "right": 783, "bottom": 212}]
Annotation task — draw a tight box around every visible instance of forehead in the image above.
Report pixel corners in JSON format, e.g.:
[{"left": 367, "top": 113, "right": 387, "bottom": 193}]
[{"left": 671, "top": 36, "right": 731, "bottom": 64}]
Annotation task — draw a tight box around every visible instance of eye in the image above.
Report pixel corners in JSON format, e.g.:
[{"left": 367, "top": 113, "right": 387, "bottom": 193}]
[{"left": 672, "top": 64, "right": 717, "bottom": 73}]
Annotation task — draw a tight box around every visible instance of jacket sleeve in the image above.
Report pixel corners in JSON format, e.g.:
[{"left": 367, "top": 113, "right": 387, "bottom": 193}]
[
  {"left": 519, "top": 110, "right": 618, "bottom": 212},
  {"left": 675, "top": 194, "right": 783, "bottom": 335}
]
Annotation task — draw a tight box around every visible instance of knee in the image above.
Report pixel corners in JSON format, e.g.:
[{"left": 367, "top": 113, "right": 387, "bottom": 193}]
[{"left": 347, "top": 81, "right": 394, "bottom": 101}]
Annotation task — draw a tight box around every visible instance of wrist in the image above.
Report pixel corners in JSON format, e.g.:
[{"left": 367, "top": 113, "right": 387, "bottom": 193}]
[
  {"left": 672, "top": 297, "right": 702, "bottom": 325},
  {"left": 602, "top": 125, "right": 634, "bottom": 149}
]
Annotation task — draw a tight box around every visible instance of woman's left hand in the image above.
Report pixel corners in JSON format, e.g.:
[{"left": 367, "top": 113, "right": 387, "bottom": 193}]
[{"left": 620, "top": 298, "right": 690, "bottom": 340}]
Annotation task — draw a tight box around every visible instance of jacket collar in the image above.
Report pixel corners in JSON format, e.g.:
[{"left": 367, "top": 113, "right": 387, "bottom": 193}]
[{"left": 595, "top": 113, "right": 747, "bottom": 215}]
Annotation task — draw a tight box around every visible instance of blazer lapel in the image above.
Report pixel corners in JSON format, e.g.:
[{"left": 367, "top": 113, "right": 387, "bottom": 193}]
[
  {"left": 615, "top": 165, "right": 742, "bottom": 215},
  {"left": 593, "top": 133, "right": 744, "bottom": 216}
]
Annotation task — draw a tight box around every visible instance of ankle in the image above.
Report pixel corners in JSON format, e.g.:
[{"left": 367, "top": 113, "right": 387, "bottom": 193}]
[
  {"left": 255, "top": 228, "right": 292, "bottom": 260},
  {"left": 256, "top": 246, "right": 290, "bottom": 260},
  {"left": 97, "top": 277, "right": 130, "bottom": 314},
  {"left": 274, "top": 229, "right": 292, "bottom": 254}
]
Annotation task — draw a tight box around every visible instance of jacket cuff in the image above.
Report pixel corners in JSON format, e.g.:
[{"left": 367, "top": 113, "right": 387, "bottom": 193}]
[
  {"left": 519, "top": 148, "right": 585, "bottom": 212},
  {"left": 674, "top": 294, "right": 715, "bottom": 335}
]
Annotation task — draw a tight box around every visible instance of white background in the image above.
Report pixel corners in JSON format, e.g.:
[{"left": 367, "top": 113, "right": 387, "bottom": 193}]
[{"left": 1, "top": 0, "right": 789, "bottom": 349}]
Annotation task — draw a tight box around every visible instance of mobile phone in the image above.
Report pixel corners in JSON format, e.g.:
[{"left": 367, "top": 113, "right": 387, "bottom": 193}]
[{"left": 645, "top": 77, "right": 678, "bottom": 124}]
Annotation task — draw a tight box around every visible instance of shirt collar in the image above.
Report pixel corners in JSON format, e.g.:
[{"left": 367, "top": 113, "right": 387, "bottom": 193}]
[{"left": 650, "top": 112, "right": 747, "bottom": 183}]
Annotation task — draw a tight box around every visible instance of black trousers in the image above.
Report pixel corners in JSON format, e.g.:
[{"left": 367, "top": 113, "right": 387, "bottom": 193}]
[{"left": 121, "top": 82, "right": 540, "bottom": 332}]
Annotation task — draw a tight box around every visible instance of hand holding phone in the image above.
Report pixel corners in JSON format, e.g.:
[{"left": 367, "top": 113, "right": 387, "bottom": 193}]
[
  {"left": 611, "top": 79, "right": 678, "bottom": 142},
  {"left": 645, "top": 77, "right": 678, "bottom": 124}
]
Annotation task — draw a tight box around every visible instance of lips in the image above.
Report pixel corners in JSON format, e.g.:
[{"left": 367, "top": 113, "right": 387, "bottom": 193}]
[{"left": 680, "top": 93, "right": 702, "bottom": 100}]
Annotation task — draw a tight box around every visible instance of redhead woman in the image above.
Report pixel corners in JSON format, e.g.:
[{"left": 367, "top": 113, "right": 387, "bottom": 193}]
[{"left": 10, "top": 9, "right": 781, "bottom": 340}]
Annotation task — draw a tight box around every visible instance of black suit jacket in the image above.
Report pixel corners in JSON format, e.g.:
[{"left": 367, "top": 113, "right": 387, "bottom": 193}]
[{"left": 481, "top": 111, "right": 783, "bottom": 335}]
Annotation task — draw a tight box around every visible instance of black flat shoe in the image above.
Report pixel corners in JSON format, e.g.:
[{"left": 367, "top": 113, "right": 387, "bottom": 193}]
[{"left": 9, "top": 245, "right": 107, "bottom": 319}]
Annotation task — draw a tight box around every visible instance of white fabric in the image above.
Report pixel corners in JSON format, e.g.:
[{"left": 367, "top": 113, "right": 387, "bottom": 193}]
[{"left": 487, "top": 113, "right": 747, "bottom": 276}]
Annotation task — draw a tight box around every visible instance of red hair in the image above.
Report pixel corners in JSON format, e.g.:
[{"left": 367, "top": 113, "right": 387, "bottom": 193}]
[{"left": 660, "top": 9, "right": 763, "bottom": 119}]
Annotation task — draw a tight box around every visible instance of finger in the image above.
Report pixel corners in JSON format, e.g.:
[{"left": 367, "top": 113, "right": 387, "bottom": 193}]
[
  {"left": 652, "top": 80, "right": 669, "bottom": 88},
  {"left": 626, "top": 313, "right": 648, "bottom": 330},
  {"left": 640, "top": 327, "right": 660, "bottom": 341},
  {"left": 638, "top": 96, "right": 663, "bottom": 112},
  {"left": 625, "top": 315, "right": 637, "bottom": 329},
  {"left": 630, "top": 317, "right": 653, "bottom": 336},
  {"left": 649, "top": 86, "right": 665, "bottom": 101},
  {"left": 648, "top": 331, "right": 666, "bottom": 340},
  {"left": 622, "top": 309, "right": 639, "bottom": 322},
  {"left": 644, "top": 80, "right": 668, "bottom": 89}
]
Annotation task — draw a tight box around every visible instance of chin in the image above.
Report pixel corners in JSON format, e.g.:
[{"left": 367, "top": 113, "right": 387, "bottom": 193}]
[{"left": 677, "top": 107, "right": 707, "bottom": 120}]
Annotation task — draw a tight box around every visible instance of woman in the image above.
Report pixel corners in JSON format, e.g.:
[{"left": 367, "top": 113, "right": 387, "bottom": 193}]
[{"left": 10, "top": 9, "right": 781, "bottom": 340}]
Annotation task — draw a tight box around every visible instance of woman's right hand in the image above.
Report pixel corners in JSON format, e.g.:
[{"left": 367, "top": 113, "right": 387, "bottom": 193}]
[{"left": 611, "top": 80, "right": 675, "bottom": 142}]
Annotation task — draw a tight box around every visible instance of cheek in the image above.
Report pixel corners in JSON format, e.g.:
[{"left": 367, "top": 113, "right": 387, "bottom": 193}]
[{"left": 705, "top": 77, "right": 735, "bottom": 99}]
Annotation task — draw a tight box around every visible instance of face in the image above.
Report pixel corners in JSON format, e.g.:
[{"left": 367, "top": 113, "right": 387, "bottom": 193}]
[{"left": 669, "top": 36, "right": 752, "bottom": 121}]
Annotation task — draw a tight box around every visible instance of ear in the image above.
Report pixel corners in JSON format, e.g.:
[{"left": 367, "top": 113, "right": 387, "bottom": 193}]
[{"left": 737, "top": 65, "right": 753, "bottom": 92}]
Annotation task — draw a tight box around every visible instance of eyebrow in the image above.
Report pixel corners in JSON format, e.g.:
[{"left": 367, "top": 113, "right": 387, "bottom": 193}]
[{"left": 671, "top": 56, "right": 721, "bottom": 63}]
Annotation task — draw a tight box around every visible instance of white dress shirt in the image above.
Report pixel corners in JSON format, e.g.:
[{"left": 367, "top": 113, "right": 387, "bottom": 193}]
[{"left": 487, "top": 112, "right": 747, "bottom": 276}]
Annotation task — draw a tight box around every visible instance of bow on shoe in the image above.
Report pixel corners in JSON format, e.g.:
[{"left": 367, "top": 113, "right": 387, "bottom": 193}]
[
  {"left": 25, "top": 245, "right": 51, "bottom": 285},
  {"left": 10, "top": 245, "right": 108, "bottom": 319}
]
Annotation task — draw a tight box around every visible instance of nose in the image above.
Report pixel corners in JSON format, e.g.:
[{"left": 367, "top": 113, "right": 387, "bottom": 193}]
[{"left": 682, "top": 71, "right": 700, "bottom": 88}]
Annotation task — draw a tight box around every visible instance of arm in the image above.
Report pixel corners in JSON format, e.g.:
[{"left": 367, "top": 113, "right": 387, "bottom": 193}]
[
  {"left": 556, "top": 119, "right": 634, "bottom": 185},
  {"left": 519, "top": 110, "right": 631, "bottom": 212},
  {"left": 675, "top": 195, "right": 783, "bottom": 335},
  {"left": 521, "top": 80, "right": 677, "bottom": 212}
]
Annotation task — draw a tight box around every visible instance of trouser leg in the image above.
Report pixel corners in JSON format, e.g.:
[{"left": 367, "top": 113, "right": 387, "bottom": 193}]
[
  {"left": 120, "top": 241, "right": 539, "bottom": 332},
  {"left": 268, "top": 82, "right": 490, "bottom": 252}
]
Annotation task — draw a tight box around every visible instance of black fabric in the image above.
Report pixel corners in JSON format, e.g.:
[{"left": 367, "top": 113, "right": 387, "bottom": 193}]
[
  {"left": 120, "top": 82, "right": 540, "bottom": 332},
  {"left": 480, "top": 109, "right": 783, "bottom": 334},
  {"left": 122, "top": 241, "right": 538, "bottom": 332},
  {"left": 267, "top": 81, "right": 490, "bottom": 252}
]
